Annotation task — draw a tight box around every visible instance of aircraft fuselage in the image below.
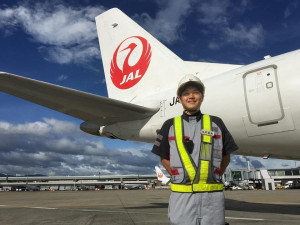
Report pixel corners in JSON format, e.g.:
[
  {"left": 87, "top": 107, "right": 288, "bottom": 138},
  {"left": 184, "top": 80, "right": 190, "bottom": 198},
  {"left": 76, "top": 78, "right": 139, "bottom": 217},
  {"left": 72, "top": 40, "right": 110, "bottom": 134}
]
[{"left": 100, "top": 49, "right": 300, "bottom": 160}]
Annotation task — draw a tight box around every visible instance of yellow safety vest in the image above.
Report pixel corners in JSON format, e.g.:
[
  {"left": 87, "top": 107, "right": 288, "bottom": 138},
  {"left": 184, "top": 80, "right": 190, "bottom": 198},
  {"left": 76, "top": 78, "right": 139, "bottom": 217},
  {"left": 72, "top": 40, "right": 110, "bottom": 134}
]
[{"left": 171, "top": 114, "right": 224, "bottom": 193}]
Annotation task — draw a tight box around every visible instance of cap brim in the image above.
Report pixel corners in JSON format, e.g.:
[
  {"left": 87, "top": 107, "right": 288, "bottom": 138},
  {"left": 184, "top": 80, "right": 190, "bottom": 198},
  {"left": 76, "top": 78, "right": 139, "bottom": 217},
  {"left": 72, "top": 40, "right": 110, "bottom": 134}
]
[{"left": 177, "top": 82, "right": 204, "bottom": 96}]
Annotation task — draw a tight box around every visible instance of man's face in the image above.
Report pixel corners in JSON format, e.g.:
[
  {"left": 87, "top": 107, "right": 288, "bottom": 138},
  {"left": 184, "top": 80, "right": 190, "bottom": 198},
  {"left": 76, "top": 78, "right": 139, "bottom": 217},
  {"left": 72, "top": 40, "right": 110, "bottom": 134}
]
[{"left": 178, "top": 86, "right": 203, "bottom": 114}]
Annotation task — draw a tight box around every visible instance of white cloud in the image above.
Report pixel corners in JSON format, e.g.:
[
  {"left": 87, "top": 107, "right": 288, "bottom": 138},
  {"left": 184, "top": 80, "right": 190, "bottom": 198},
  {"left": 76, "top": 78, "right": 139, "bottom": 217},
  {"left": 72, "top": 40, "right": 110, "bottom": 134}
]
[
  {"left": 0, "top": 0, "right": 191, "bottom": 63},
  {"left": 0, "top": 118, "right": 158, "bottom": 176},
  {"left": 198, "top": 0, "right": 230, "bottom": 26},
  {"left": 208, "top": 42, "right": 220, "bottom": 50},
  {"left": 0, "top": 1, "right": 105, "bottom": 64},
  {"left": 14, "top": 6, "right": 97, "bottom": 46},
  {"left": 223, "top": 23, "right": 264, "bottom": 48},
  {"left": 134, "top": 0, "right": 193, "bottom": 43},
  {"left": 284, "top": 1, "right": 299, "bottom": 18},
  {"left": 57, "top": 74, "right": 68, "bottom": 81},
  {"left": 230, "top": 155, "right": 298, "bottom": 170},
  {"left": 123, "top": 148, "right": 147, "bottom": 157},
  {"left": 0, "top": 121, "right": 10, "bottom": 130},
  {"left": 45, "top": 138, "right": 80, "bottom": 152},
  {"left": 39, "top": 43, "right": 100, "bottom": 64},
  {"left": 33, "top": 152, "right": 49, "bottom": 161},
  {"left": 43, "top": 118, "right": 79, "bottom": 134},
  {"left": 0, "top": 8, "right": 17, "bottom": 33},
  {"left": 0, "top": 120, "right": 51, "bottom": 136},
  {"left": 196, "top": 0, "right": 264, "bottom": 49},
  {"left": 0, "top": 118, "right": 297, "bottom": 176},
  {"left": 0, "top": 118, "right": 79, "bottom": 136}
]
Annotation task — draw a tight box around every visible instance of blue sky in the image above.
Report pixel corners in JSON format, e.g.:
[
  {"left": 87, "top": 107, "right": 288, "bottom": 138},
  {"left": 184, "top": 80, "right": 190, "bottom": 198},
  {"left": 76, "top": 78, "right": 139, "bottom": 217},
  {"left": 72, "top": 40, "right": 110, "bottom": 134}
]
[{"left": 0, "top": 0, "right": 299, "bottom": 176}]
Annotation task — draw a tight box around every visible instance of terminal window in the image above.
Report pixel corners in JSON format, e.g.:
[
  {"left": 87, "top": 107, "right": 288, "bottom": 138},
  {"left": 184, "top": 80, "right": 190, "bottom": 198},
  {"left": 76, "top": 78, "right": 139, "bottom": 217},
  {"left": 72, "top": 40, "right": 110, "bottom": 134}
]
[
  {"left": 232, "top": 171, "right": 242, "bottom": 181},
  {"left": 285, "top": 170, "right": 292, "bottom": 176}
]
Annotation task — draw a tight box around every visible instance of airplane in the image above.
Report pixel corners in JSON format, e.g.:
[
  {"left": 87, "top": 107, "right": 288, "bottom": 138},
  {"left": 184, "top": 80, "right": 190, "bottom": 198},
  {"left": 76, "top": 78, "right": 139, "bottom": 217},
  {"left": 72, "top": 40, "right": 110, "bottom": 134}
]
[
  {"left": 155, "top": 166, "right": 171, "bottom": 185},
  {"left": 26, "top": 185, "right": 40, "bottom": 191},
  {"left": 0, "top": 8, "right": 299, "bottom": 160},
  {"left": 14, "top": 185, "right": 39, "bottom": 191},
  {"left": 123, "top": 183, "right": 146, "bottom": 190}
]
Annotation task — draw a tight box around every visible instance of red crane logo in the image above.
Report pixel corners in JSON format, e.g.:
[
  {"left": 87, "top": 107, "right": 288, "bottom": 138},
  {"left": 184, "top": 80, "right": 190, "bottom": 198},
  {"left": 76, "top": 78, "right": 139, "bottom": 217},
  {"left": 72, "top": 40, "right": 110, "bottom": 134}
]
[
  {"left": 110, "top": 36, "right": 152, "bottom": 89},
  {"left": 158, "top": 173, "right": 163, "bottom": 178}
]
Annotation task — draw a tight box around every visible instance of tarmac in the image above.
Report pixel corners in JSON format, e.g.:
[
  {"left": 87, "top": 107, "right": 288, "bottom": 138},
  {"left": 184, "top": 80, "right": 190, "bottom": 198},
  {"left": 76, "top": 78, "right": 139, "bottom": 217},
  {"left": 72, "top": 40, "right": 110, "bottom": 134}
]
[{"left": 0, "top": 189, "right": 299, "bottom": 225}]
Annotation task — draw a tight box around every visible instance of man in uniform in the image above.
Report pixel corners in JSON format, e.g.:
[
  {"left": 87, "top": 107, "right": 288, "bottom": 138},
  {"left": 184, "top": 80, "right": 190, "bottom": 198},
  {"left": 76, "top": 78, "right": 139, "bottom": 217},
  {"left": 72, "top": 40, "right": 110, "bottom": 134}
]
[{"left": 152, "top": 74, "right": 238, "bottom": 225}]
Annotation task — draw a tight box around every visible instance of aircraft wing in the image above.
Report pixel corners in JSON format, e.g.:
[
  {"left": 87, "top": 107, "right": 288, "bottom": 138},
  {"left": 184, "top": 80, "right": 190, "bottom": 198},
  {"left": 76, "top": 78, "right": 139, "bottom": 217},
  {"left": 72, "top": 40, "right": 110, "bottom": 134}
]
[{"left": 0, "top": 72, "right": 158, "bottom": 125}]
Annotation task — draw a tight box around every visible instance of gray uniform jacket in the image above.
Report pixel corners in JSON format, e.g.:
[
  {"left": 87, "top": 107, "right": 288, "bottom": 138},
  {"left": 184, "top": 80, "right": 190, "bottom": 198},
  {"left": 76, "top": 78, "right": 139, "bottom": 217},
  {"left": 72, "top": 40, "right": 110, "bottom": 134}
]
[{"left": 152, "top": 111, "right": 238, "bottom": 225}]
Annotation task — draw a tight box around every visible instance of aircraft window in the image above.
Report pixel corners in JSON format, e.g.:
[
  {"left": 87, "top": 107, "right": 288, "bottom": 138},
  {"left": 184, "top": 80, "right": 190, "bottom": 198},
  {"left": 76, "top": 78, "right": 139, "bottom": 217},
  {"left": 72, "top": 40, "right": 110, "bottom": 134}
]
[{"left": 266, "top": 82, "right": 273, "bottom": 89}]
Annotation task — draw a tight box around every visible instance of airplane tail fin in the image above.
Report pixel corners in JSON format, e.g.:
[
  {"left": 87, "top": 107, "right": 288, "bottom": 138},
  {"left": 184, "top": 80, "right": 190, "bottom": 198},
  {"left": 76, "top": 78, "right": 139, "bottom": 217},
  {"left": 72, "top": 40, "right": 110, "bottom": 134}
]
[
  {"left": 95, "top": 8, "right": 187, "bottom": 105},
  {"left": 155, "top": 166, "right": 171, "bottom": 185}
]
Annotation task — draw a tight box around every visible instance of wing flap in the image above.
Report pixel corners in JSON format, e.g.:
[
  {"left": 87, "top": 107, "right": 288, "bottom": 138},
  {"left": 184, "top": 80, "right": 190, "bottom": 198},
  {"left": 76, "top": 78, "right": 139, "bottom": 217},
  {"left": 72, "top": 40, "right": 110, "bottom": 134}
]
[{"left": 0, "top": 72, "right": 158, "bottom": 125}]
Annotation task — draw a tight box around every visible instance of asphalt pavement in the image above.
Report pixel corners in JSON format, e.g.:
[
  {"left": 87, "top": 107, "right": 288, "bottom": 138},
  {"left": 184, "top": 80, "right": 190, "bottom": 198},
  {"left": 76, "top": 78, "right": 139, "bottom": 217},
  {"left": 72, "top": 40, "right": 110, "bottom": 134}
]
[{"left": 0, "top": 189, "right": 299, "bottom": 225}]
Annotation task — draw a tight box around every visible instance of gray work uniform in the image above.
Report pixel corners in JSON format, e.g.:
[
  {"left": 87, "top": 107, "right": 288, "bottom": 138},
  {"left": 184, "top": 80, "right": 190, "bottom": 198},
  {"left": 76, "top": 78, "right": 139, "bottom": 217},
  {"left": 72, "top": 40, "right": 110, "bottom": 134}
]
[
  {"left": 152, "top": 111, "right": 238, "bottom": 225},
  {"left": 169, "top": 191, "right": 224, "bottom": 225}
]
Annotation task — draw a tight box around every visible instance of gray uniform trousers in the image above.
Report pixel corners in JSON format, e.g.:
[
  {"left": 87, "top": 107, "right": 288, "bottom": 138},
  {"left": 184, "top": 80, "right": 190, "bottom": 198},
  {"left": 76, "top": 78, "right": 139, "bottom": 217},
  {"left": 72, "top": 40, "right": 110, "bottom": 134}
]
[{"left": 168, "top": 191, "right": 225, "bottom": 225}]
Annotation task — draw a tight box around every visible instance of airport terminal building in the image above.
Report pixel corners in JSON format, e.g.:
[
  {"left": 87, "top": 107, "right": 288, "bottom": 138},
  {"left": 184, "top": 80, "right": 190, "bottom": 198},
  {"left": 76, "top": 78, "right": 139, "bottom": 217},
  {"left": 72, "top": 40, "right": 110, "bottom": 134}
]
[
  {"left": 1, "top": 167, "right": 299, "bottom": 191},
  {"left": 0, "top": 174, "right": 156, "bottom": 191},
  {"left": 224, "top": 167, "right": 300, "bottom": 190}
]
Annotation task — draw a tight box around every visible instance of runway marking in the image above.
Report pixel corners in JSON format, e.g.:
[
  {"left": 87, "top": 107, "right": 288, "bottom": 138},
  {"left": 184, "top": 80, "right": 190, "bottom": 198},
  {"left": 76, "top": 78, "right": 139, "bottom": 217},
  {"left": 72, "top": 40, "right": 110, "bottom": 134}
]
[
  {"left": 79, "top": 208, "right": 166, "bottom": 215},
  {"left": 226, "top": 216, "right": 265, "bottom": 221},
  {"left": 0, "top": 204, "right": 166, "bottom": 215},
  {"left": 80, "top": 209, "right": 124, "bottom": 213},
  {"left": 30, "top": 207, "right": 57, "bottom": 210}
]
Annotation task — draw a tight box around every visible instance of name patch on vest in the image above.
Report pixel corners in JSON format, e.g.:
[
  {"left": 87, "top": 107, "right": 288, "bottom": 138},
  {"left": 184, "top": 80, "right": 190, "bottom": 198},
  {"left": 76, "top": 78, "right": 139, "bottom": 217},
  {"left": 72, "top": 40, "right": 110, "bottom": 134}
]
[{"left": 201, "top": 129, "right": 215, "bottom": 136}]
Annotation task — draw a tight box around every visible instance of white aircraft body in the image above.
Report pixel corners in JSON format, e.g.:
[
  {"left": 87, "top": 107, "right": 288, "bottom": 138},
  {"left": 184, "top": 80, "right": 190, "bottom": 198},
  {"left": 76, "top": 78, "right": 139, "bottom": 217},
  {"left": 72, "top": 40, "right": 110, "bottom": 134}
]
[
  {"left": 155, "top": 166, "right": 171, "bottom": 185},
  {"left": 0, "top": 8, "right": 299, "bottom": 160},
  {"left": 123, "top": 183, "right": 146, "bottom": 190}
]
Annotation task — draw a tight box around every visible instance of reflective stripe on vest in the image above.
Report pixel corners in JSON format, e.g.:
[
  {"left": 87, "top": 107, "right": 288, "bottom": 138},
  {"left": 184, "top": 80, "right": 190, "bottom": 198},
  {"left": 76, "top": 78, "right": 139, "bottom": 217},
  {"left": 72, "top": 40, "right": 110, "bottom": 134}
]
[{"left": 171, "top": 115, "right": 223, "bottom": 192}]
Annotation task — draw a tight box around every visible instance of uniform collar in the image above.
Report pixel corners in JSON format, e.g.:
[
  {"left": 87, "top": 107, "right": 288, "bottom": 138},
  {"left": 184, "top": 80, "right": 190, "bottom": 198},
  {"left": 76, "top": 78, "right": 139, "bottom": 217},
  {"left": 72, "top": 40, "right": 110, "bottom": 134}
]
[{"left": 182, "top": 110, "right": 203, "bottom": 122}]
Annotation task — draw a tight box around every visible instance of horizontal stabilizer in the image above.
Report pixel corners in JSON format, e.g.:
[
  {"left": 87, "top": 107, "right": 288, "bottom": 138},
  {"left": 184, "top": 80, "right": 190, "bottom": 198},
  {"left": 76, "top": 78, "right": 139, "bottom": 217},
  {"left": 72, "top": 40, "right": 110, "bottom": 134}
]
[{"left": 0, "top": 72, "right": 158, "bottom": 125}]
